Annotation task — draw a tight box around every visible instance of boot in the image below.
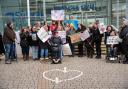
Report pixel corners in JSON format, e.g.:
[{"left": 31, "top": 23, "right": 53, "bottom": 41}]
[
  {"left": 26, "top": 55, "right": 29, "bottom": 60},
  {"left": 23, "top": 55, "right": 25, "bottom": 60}
]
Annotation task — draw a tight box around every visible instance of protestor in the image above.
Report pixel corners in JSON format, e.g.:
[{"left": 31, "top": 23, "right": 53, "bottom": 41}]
[
  {"left": 49, "top": 31, "right": 63, "bottom": 64},
  {"left": 0, "top": 32, "right": 5, "bottom": 60},
  {"left": 66, "top": 24, "right": 76, "bottom": 57},
  {"left": 119, "top": 18, "right": 128, "bottom": 64},
  {"left": 105, "top": 27, "right": 118, "bottom": 59},
  {"left": 92, "top": 22, "right": 103, "bottom": 59},
  {"left": 76, "top": 24, "right": 86, "bottom": 57},
  {"left": 20, "top": 28, "right": 30, "bottom": 61},
  {"left": 84, "top": 25, "right": 94, "bottom": 58},
  {"left": 34, "top": 21, "right": 41, "bottom": 59},
  {"left": 39, "top": 26, "right": 49, "bottom": 61},
  {"left": 3, "top": 21, "right": 16, "bottom": 64},
  {"left": 30, "top": 27, "right": 39, "bottom": 61},
  {"left": 50, "top": 21, "right": 58, "bottom": 32}
]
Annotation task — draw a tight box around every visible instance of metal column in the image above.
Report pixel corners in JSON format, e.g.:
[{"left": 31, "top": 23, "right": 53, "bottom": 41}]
[
  {"left": 116, "top": 0, "right": 119, "bottom": 29},
  {"left": 43, "top": 0, "right": 46, "bottom": 21},
  {"left": 27, "top": 0, "right": 30, "bottom": 26},
  {"left": 126, "top": 0, "right": 128, "bottom": 19}
]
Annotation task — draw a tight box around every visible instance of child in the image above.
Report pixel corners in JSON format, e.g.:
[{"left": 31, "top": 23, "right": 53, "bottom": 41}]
[{"left": 49, "top": 31, "right": 63, "bottom": 64}]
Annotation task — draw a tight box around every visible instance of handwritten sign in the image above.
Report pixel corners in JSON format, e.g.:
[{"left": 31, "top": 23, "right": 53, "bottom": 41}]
[
  {"left": 58, "top": 31, "right": 66, "bottom": 44},
  {"left": 37, "top": 27, "right": 51, "bottom": 43},
  {"left": 107, "top": 36, "right": 119, "bottom": 44},
  {"left": 51, "top": 10, "right": 65, "bottom": 20},
  {"left": 80, "top": 30, "right": 90, "bottom": 41}
]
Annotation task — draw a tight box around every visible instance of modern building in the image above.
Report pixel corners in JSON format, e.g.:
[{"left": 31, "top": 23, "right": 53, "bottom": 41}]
[{"left": 0, "top": 0, "right": 127, "bottom": 32}]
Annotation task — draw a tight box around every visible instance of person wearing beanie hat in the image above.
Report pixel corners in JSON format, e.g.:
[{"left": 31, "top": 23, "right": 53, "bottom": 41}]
[{"left": 119, "top": 18, "right": 128, "bottom": 64}]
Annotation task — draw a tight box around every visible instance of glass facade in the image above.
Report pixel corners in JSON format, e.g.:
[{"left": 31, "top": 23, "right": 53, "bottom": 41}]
[{"left": 0, "top": 0, "right": 127, "bottom": 32}]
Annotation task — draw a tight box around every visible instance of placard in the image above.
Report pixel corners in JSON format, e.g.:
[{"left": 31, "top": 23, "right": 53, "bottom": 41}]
[
  {"left": 62, "top": 43, "right": 72, "bottom": 55},
  {"left": 37, "top": 27, "right": 51, "bottom": 43},
  {"left": 51, "top": 10, "right": 65, "bottom": 20},
  {"left": 80, "top": 30, "right": 90, "bottom": 41},
  {"left": 69, "top": 33, "right": 81, "bottom": 43},
  {"left": 107, "top": 36, "right": 119, "bottom": 44},
  {"left": 58, "top": 31, "right": 66, "bottom": 44}
]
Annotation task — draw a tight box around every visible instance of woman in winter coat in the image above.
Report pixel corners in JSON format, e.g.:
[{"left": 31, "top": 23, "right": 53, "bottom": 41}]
[{"left": 20, "top": 28, "right": 30, "bottom": 61}]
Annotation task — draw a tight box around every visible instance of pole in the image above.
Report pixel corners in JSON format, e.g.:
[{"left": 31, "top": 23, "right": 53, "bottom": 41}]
[
  {"left": 126, "top": 0, "right": 128, "bottom": 19},
  {"left": 43, "top": 0, "right": 46, "bottom": 21},
  {"left": 116, "top": 0, "right": 119, "bottom": 29},
  {"left": 27, "top": 0, "right": 30, "bottom": 26}
]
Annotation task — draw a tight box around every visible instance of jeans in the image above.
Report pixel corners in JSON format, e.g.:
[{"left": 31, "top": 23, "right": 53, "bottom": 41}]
[
  {"left": 21, "top": 46, "right": 29, "bottom": 56},
  {"left": 52, "top": 50, "right": 61, "bottom": 59},
  {"left": 40, "top": 48, "right": 48, "bottom": 58},
  {"left": 4, "top": 43, "right": 12, "bottom": 61},
  {"left": 31, "top": 46, "right": 38, "bottom": 60},
  {"left": 9, "top": 43, "right": 16, "bottom": 59}
]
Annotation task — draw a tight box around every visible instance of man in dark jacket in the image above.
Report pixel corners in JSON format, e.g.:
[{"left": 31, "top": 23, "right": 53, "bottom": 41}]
[
  {"left": 119, "top": 19, "right": 128, "bottom": 64},
  {"left": 92, "top": 23, "right": 103, "bottom": 59},
  {"left": 3, "top": 22, "right": 16, "bottom": 64}
]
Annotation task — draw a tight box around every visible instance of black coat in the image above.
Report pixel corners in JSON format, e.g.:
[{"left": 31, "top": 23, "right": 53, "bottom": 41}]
[
  {"left": 0, "top": 33, "right": 5, "bottom": 54},
  {"left": 20, "top": 32, "right": 30, "bottom": 47}
]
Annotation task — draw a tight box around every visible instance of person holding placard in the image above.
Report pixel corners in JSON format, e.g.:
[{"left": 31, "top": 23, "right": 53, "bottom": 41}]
[
  {"left": 39, "top": 23, "right": 50, "bottom": 61},
  {"left": 66, "top": 24, "right": 76, "bottom": 57},
  {"left": 84, "top": 25, "right": 94, "bottom": 58},
  {"left": 76, "top": 24, "right": 86, "bottom": 57},
  {"left": 49, "top": 31, "right": 63, "bottom": 64}
]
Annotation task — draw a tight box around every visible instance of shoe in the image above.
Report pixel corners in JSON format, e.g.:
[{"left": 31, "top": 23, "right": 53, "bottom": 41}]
[
  {"left": 40, "top": 58, "right": 44, "bottom": 61},
  {"left": 5, "top": 60, "right": 11, "bottom": 64},
  {"left": 45, "top": 57, "right": 49, "bottom": 60},
  {"left": 95, "top": 56, "right": 101, "bottom": 59},
  {"left": 69, "top": 55, "right": 74, "bottom": 57}
]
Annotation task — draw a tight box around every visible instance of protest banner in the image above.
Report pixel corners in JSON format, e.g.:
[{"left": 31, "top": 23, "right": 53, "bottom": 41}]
[
  {"left": 107, "top": 36, "right": 119, "bottom": 44},
  {"left": 51, "top": 10, "right": 65, "bottom": 20},
  {"left": 80, "top": 30, "right": 90, "bottom": 41},
  {"left": 37, "top": 27, "right": 51, "bottom": 43},
  {"left": 62, "top": 43, "right": 72, "bottom": 55},
  {"left": 69, "top": 33, "right": 81, "bottom": 43}
]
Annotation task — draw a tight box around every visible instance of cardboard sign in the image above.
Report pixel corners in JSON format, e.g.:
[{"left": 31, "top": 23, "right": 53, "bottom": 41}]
[
  {"left": 69, "top": 33, "right": 81, "bottom": 43},
  {"left": 107, "top": 36, "right": 119, "bottom": 44},
  {"left": 80, "top": 30, "right": 90, "bottom": 41},
  {"left": 37, "top": 27, "right": 51, "bottom": 43},
  {"left": 62, "top": 43, "right": 72, "bottom": 55},
  {"left": 51, "top": 10, "right": 65, "bottom": 20}
]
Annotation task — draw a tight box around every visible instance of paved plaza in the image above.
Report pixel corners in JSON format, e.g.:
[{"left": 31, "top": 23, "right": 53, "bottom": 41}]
[{"left": 0, "top": 56, "right": 128, "bottom": 89}]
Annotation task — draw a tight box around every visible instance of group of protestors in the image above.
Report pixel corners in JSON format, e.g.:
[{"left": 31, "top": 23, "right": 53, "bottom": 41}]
[{"left": 0, "top": 18, "right": 128, "bottom": 64}]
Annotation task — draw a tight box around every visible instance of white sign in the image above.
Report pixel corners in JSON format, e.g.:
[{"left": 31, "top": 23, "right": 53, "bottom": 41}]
[
  {"left": 80, "top": 30, "right": 90, "bottom": 41},
  {"left": 99, "top": 23, "right": 106, "bottom": 34},
  {"left": 62, "top": 43, "right": 72, "bottom": 55},
  {"left": 107, "top": 36, "right": 119, "bottom": 44},
  {"left": 51, "top": 10, "right": 65, "bottom": 20},
  {"left": 58, "top": 31, "right": 66, "bottom": 38},
  {"left": 37, "top": 27, "right": 51, "bottom": 43},
  {"left": 43, "top": 67, "right": 83, "bottom": 84}
]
